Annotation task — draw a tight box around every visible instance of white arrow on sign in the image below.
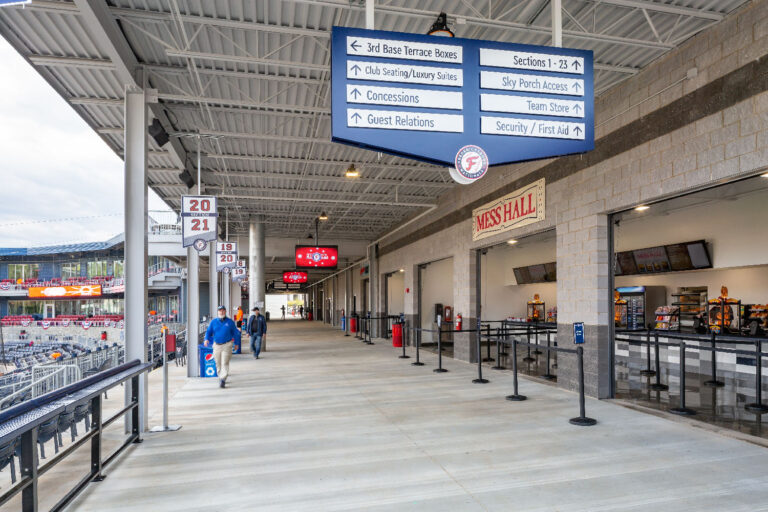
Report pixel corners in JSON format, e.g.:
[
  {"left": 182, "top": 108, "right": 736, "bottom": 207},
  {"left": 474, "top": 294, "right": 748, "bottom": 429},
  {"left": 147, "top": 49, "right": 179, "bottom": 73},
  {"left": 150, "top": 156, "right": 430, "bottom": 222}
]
[{"left": 346, "top": 84, "right": 462, "bottom": 110}]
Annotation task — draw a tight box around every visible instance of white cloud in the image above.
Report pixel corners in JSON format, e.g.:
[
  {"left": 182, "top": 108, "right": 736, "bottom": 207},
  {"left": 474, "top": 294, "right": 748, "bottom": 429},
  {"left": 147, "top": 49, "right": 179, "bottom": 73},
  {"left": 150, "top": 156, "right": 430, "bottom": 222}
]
[{"left": 0, "top": 37, "right": 171, "bottom": 248}]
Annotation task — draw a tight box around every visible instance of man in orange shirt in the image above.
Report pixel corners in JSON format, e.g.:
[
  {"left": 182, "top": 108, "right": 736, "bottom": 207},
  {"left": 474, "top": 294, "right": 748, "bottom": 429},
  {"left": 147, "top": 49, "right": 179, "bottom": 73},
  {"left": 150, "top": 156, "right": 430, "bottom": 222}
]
[{"left": 235, "top": 306, "right": 244, "bottom": 328}]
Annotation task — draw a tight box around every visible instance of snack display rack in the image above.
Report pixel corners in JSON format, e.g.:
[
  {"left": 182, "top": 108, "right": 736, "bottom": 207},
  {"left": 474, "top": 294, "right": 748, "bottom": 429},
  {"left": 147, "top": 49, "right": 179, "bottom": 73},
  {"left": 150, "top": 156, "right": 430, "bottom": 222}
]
[
  {"left": 654, "top": 306, "right": 680, "bottom": 331},
  {"left": 527, "top": 295, "right": 545, "bottom": 322},
  {"left": 671, "top": 287, "right": 707, "bottom": 333},
  {"left": 707, "top": 287, "right": 741, "bottom": 334}
]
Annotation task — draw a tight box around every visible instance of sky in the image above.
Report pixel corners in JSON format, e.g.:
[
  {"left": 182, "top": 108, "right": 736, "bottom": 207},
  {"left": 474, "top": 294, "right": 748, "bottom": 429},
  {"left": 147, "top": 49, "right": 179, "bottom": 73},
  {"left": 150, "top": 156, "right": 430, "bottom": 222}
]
[{"left": 0, "top": 37, "right": 171, "bottom": 248}]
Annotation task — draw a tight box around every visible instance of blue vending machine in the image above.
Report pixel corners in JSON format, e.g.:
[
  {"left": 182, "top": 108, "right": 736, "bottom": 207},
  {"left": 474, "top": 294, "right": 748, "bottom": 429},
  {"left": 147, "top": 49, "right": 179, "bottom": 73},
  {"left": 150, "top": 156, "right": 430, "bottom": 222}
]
[{"left": 198, "top": 345, "right": 217, "bottom": 378}]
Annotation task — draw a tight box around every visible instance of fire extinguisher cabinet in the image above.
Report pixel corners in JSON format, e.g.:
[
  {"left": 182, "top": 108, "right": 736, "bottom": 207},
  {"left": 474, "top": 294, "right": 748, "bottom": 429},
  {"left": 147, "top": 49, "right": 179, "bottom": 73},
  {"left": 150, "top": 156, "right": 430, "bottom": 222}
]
[{"left": 392, "top": 323, "right": 403, "bottom": 347}]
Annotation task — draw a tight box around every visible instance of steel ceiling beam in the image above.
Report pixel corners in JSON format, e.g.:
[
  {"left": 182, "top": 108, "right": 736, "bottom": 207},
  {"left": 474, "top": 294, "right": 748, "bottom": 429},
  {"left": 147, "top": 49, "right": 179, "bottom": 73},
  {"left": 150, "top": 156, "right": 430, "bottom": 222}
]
[
  {"left": 591, "top": 0, "right": 724, "bottom": 21},
  {"left": 221, "top": 194, "right": 435, "bottom": 208},
  {"left": 291, "top": 0, "right": 674, "bottom": 50},
  {"left": 158, "top": 93, "right": 330, "bottom": 114},
  {"left": 203, "top": 153, "right": 446, "bottom": 173},
  {"left": 165, "top": 49, "right": 330, "bottom": 72}
]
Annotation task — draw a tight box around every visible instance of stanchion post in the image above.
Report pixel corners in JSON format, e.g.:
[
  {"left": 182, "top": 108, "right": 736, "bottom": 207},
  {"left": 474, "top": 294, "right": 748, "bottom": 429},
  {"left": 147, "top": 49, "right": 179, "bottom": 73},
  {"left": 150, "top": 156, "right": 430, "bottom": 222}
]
[
  {"left": 542, "top": 331, "right": 555, "bottom": 380},
  {"left": 399, "top": 320, "right": 409, "bottom": 359},
  {"left": 746, "top": 339, "right": 768, "bottom": 413},
  {"left": 640, "top": 330, "right": 655, "bottom": 376},
  {"left": 151, "top": 330, "right": 182, "bottom": 432},
  {"left": 650, "top": 332, "right": 669, "bottom": 391},
  {"left": 569, "top": 346, "right": 597, "bottom": 426},
  {"left": 704, "top": 331, "right": 724, "bottom": 387},
  {"left": 492, "top": 327, "right": 505, "bottom": 370},
  {"left": 412, "top": 323, "right": 424, "bottom": 366},
  {"left": 523, "top": 325, "right": 535, "bottom": 363},
  {"left": 670, "top": 341, "right": 696, "bottom": 415},
  {"left": 533, "top": 327, "right": 542, "bottom": 355},
  {"left": 434, "top": 319, "right": 447, "bottom": 373},
  {"left": 483, "top": 324, "right": 494, "bottom": 362},
  {"left": 473, "top": 319, "right": 489, "bottom": 383},
  {"left": 506, "top": 338, "right": 526, "bottom": 401}
]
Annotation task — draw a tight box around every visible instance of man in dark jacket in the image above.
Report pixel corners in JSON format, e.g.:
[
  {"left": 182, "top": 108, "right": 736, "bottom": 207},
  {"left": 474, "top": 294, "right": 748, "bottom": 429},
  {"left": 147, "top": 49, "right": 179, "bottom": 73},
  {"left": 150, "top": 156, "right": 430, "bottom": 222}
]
[{"left": 247, "top": 307, "right": 267, "bottom": 359}]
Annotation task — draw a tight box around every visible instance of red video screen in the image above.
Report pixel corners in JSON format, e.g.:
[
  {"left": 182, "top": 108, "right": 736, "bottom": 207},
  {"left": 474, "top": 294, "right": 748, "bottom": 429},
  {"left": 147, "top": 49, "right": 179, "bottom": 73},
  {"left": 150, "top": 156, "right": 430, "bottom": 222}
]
[
  {"left": 295, "top": 245, "right": 338, "bottom": 269},
  {"left": 283, "top": 271, "right": 308, "bottom": 284}
]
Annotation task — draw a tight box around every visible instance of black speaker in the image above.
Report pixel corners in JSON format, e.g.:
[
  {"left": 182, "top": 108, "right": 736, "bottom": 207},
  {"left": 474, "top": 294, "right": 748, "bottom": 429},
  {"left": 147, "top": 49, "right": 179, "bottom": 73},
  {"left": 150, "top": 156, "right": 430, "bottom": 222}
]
[
  {"left": 148, "top": 118, "right": 169, "bottom": 147},
  {"left": 178, "top": 170, "right": 195, "bottom": 189}
]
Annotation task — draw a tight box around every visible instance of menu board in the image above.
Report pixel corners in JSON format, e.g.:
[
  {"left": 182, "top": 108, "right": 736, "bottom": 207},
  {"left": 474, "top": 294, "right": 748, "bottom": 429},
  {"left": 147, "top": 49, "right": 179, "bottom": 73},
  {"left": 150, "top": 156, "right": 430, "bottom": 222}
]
[
  {"left": 514, "top": 267, "right": 531, "bottom": 285},
  {"left": 617, "top": 251, "right": 637, "bottom": 275},
  {"left": 687, "top": 241, "right": 711, "bottom": 268},
  {"left": 528, "top": 264, "right": 547, "bottom": 282},
  {"left": 633, "top": 246, "right": 671, "bottom": 273},
  {"left": 544, "top": 262, "right": 557, "bottom": 282},
  {"left": 513, "top": 262, "right": 556, "bottom": 284},
  {"left": 665, "top": 243, "right": 693, "bottom": 271}
]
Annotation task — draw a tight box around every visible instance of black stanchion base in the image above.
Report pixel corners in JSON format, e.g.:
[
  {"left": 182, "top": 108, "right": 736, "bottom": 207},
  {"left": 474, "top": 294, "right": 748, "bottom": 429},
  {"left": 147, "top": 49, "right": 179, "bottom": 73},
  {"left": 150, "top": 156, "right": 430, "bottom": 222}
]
[
  {"left": 541, "top": 374, "right": 556, "bottom": 381},
  {"left": 704, "top": 380, "right": 725, "bottom": 387},
  {"left": 533, "top": 350, "right": 543, "bottom": 355},
  {"left": 523, "top": 357, "right": 536, "bottom": 363},
  {"left": 411, "top": 361, "right": 425, "bottom": 366},
  {"left": 569, "top": 416, "right": 597, "bottom": 426},
  {"left": 745, "top": 403, "right": 768, "bottom": 413},
  {"left": 669, "top": 407, "right": 696, "bottom": 416},
  {"left": 491, "top": 365, "right": 506, "bottom": 370},
  {"left": 650, "top": 383, "right": 669, "bottom": 391},
  {"left": 472, "top": 378, "right": 489, "bottom": 384},
  {"left": 433, "top": 368, "right": 448, "bottom": 373},
  {"left": 506, "top": 394, "right": 527, "bottom": 401},
  {"left": 640, "top": 369, "right": 656, "bottom": 376},
  {"left": 344, "top": 333, "right": 350, "bottom": 337},
  {"left": 366, "top": 342, "right": 374, "bottom": 345},
  {"left": 398, "top": 355, "right": 410, "bottom": 359},
  {"left": 482, "top": 357, "right": 494, "bottom": 362}
]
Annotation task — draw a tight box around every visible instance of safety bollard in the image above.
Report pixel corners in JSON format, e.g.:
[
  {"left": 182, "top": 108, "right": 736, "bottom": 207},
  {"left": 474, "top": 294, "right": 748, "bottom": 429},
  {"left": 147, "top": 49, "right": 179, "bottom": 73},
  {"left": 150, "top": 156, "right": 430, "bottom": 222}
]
[
  {"left": 745, "top": 339, "right": 768, "bottom": 413},
  {"left": 365, "top": 314, "right": 374, "bottom": 345},
  {"left": 434, "top": 325, "right": 447, "bottom": 373},
  {"left": 506, "top": 338, "right": 527, "bottom": 401},
  {"left": 492, "top": 328, "right": 506, "bottom": 370},
  {"left": 569, "top": 346, "right": 597, "bottom": 426},
  {"left": 541, "top": 331, "right": 556, "bottom": 381},
  {"left": 355, "top": 315, "right": 361, "bottom": 340},
  {"left": 482, "top": 324, "right": 494, "bottom": 362},
  {"left": 523, "top": 325, "right": 535, "bottom": 363},
  {"left": 704, "top": 332, "right": 724, "bottom": 387},
  {"left": 669, "top": 342, "right": 696, "bottom": 416},
  {"left": 640, "top": 331, "right": 656, "bottom": 376},
  {"left": 650, "top": 332, "right": 669, "bottom": 391},
  {"left": 412, "top": 325, "right": 424, "bottom": 366},
  {"left": 473, "top": 319, "right": 489, "bottom": 384}
]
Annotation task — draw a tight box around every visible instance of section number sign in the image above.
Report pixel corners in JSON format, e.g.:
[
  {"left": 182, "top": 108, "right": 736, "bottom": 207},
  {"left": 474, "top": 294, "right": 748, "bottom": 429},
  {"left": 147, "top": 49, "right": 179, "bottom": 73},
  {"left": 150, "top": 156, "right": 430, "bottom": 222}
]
[
  {"left": 216, "top": 241, "right": 238, "bottom": 272},
  {"left": 181, "top": 196, "right": 218, "bottom": 251}
]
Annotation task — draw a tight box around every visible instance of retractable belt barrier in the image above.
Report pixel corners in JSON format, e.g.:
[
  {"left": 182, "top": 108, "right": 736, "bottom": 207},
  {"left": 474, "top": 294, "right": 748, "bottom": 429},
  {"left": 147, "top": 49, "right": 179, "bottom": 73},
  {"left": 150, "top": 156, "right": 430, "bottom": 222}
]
[
  {"left": 616, "top": 331, "right": 768, "bottom": 415},
  {"left": 402, "top": 322, "right": 595, "bottom": 426}
]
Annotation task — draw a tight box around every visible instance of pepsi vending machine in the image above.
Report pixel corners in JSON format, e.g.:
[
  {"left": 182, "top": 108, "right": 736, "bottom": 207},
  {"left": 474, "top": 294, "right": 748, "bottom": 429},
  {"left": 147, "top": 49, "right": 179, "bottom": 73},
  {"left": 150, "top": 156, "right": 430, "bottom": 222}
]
[{"left": 198, "top": 345, "right": 218, "bottom": 378}]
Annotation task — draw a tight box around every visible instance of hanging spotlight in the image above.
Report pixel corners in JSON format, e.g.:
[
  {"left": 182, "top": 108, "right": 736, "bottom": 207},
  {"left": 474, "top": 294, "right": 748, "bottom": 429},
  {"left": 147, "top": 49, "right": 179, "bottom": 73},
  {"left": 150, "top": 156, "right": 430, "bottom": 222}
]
[
  {"left": 318, "top": 212, "right": 329, "bottom": 221},
  {"left": 427, "top": 12, "right": 454, "bottom": 37},
  {"left": 345, "top": 164, "right": 360, "bottom": 178}
]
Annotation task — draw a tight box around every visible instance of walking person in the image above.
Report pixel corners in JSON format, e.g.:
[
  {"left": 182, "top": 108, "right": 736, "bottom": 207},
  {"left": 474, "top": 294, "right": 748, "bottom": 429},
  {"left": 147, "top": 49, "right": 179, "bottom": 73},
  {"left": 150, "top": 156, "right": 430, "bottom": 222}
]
[
  {"left": 247, "top": 306, "right": 267, "bottom": 359},
  {"left": 299, "top": 305, "right": 304, "bottom": 320},
  {"left": 204, "top": 306, "right": 239, "bottom": 388},
  {"left": 281, "top": 305, "right": 286, "bottom": 320}
]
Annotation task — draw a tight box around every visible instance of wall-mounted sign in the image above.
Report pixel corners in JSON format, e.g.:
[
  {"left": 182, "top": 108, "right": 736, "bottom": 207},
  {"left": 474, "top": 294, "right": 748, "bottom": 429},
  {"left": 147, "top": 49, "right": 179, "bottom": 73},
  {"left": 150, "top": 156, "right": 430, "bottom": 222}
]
[
  {"left": 295, "top": 246, "right": 339, "bottom": 269},
  {"left": 472, "top": 178, "right": 545, "bottom": 241},
  {"left": 331, "top": 27, "right": 594, "bottom": 184},
  {"left": 360, "top": 263, "right": 370, "bottom": 277},
  {"left": 28, "top": 285, "right": 102, "bottom": 298},
  {"left": 232, "top": 260, "right": 247, "bottom": 281},
  {"left": 216, "top": 241, "right": 238, "bottom": 272},
  {"left": 573, "top": 322, "right": 585, "bottom": 344},
  {"left": 283, "top": 271, "right": 308, "bottom": 284},
  {"left": 181, "top": 196, "right": 218, "bottom": 250}
]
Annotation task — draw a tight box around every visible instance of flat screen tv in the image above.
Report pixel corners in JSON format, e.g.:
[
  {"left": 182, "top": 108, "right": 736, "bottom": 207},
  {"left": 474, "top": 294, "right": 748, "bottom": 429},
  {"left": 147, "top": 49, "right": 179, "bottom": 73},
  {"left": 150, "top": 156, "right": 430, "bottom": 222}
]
[
  {"left": 295, "top": 245, "right": 339, "bottom": 269},
  {"left": 283, "top": 271, "right": 308, "bottom": 284}
]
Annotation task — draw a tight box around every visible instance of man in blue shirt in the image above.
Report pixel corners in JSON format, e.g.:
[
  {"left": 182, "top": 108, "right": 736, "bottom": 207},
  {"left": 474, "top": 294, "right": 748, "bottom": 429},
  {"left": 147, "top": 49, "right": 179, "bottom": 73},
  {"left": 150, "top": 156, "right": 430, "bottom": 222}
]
[
  {"left": 246, "top": 307, "right": 267, "bottom": 359},
  {"left": 204, "top": 305, "right": 239, "bottom": 388}
]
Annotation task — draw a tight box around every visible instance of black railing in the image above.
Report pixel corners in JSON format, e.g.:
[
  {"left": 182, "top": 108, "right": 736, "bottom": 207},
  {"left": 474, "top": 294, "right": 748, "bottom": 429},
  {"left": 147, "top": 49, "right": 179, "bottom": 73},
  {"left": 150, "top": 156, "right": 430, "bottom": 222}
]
[
  {"left": 616, "top": 330, "right": 768, "bottom": 415},
  {"left": 0, "top": 360, "right": 152, "bottom": 512}
]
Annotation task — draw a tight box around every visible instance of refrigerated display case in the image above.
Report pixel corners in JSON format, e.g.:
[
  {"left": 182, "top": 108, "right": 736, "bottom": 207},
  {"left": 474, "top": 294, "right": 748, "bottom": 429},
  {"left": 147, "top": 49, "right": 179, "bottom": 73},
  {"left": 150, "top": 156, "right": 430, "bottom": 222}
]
[{"left": 615, "top": 286, "right": 666, "bottom": 331}]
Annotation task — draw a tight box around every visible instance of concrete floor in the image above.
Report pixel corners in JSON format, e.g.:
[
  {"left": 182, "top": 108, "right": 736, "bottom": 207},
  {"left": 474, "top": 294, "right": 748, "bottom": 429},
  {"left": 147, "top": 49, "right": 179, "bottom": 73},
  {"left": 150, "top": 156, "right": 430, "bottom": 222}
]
[{"left": 64, "top": 320, "right": 768, "bottom": 512}]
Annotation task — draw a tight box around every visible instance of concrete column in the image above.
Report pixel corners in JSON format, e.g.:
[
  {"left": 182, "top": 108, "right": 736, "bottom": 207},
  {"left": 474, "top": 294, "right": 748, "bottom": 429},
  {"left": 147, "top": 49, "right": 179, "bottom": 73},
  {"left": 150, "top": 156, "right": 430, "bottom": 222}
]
[
  {"left": 248, "top": 219, "right": 265, "bottom": 311},
  {"left": 551, "top": 0, "right": 563, "bottom": 47},
  {"left": 222, "top": 268, "right": 230, "bottom": 313},
  {"left": 186, "top": 247, "right": 200, "bottom": 378},
  {"left": 452, "top": 249, "right": 479, "bottom": 363},
  {"left": 556, "top": 214, "right": 612, "bottom": 398},
  {"left": 312, "top": 286, "right": 318, "bottom": 320},
  {"left": 345, "top": 268, "right": 352, "bottom": 334},
  {"left": 209, "top": 242, "right": 218, "bottom": 316},
  {"left": 123, "top": 87, "right": 148, "bottom": 430}
]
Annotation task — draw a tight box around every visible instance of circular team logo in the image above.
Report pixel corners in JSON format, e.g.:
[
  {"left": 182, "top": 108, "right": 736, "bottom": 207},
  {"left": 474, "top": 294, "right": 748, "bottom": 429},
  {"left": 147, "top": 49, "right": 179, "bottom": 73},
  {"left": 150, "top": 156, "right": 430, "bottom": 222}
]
[
  {"left": 312, "top": 252, "right": 322, "bottom": 262},
  {"left": 222, "top": 267, "right": 231, "bottom": 274},
  {"left": 454, "top": 145, "right": 489, "bottom": 184},
  {"left": 193, "top": 239, "right": 208, "bottom": 252}
]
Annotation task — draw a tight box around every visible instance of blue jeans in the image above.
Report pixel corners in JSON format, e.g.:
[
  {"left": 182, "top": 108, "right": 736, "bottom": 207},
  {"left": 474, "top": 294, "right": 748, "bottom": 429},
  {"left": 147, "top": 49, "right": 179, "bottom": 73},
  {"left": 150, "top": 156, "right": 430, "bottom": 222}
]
[{"left": 250, "top": 334, "right": 262, "bottom": 357}]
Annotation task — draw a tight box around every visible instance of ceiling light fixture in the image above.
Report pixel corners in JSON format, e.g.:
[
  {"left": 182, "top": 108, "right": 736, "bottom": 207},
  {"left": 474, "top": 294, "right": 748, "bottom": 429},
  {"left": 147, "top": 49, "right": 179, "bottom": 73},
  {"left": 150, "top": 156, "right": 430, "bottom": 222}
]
[
  {"left": 507, "top": 239, "right": 518, "bottom": 245},
  {"left": 427, "top": 12, "right": 454, "bottom": 37},
  {"left": 318, "top": 212, "right": 328, "bottom": 221},
  {"left": 399, "top": 268, "right": 404, "bottom": 273},
  {"left": 634, "top": 205, "right": 650, "bottom": 211},
  {"left": 761, "top": 172, "right": 768, "bottom": 178},
  {"left": 345, "top": 164, "right": 360, "bottom": 178}
]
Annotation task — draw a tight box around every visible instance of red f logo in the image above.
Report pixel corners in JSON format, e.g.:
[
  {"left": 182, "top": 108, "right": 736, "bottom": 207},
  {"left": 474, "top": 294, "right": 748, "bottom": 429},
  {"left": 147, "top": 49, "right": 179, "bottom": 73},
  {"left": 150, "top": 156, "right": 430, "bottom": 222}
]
[{"left": 464, "top": 156, "right": 479, "bottom": 171}]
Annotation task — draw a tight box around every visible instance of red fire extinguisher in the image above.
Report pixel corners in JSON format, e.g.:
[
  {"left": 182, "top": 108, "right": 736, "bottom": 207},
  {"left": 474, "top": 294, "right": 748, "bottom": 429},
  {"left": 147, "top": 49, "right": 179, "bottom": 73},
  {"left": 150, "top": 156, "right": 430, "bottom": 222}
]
[{"left": 456, "top": 314, "right": 462, "bottom": 331}]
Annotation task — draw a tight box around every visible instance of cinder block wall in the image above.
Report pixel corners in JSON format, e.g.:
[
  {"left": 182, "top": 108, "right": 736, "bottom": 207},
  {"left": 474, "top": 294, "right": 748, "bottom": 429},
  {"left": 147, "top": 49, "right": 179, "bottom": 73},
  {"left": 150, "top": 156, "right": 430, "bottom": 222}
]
[{"left": 377, "top": 0, "right": 768, "bottom": 398}]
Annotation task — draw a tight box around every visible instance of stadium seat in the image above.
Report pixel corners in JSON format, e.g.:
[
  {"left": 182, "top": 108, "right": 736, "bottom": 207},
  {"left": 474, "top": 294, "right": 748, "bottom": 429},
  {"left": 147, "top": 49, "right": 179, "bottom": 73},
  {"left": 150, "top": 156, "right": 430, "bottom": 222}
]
[{"left": 0, "top": 438, "right": 18, "bottom": 484}]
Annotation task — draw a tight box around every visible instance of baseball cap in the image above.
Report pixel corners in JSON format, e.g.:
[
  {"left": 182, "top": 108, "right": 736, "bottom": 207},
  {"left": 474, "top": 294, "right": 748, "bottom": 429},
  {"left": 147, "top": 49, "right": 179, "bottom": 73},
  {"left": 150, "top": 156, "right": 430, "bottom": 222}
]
[{"left": 217, "top": 305, "right": 226, "bottom": 311}]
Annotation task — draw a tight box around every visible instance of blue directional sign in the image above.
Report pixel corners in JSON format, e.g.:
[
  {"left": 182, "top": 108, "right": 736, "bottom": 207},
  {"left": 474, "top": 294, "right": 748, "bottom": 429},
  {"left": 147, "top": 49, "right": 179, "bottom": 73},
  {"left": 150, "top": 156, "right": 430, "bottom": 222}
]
[
  {"left": 0, "top": 0, "right": 30, "bottom": 6},
  {"left": 573, "top": 322, "right": 585, "bottom": 344},
  {"left": 331, "top": 27, "right": 594, "bottom": 168}
]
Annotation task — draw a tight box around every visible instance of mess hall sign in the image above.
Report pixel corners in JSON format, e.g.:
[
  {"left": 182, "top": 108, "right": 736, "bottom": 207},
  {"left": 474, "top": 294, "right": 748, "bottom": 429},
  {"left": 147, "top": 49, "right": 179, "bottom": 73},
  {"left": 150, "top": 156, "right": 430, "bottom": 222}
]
[{"left": 472, "top": 178, "right": 545, "bottom": 241}]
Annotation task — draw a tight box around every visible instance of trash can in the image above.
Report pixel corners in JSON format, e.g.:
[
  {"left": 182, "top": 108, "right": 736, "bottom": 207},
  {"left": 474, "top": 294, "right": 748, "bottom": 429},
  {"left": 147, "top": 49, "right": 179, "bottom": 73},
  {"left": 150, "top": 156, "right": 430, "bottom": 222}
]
[
  {"left": 392, "top": 323, "right": 403, "bottom": 347},
  {"left": 198, "top": 344, "right": 217, "bottom": 378},
  {"left": 265, "top": 311, "right": 270, "bottom": 321},
  {"left": 307, "top": 310, "right": 313, "bottom": 321},
  {"left": 341, "top": 315, "right": 346, "bottom": 331},
  {"left": 100, "top": 331, "right": 107, "bottom": 341},
  {"left": 165, "top": 334, "right": 177, "bottom": 353},
  {"left": 350, "top": 315, "right": 358, "bottom": 333}
]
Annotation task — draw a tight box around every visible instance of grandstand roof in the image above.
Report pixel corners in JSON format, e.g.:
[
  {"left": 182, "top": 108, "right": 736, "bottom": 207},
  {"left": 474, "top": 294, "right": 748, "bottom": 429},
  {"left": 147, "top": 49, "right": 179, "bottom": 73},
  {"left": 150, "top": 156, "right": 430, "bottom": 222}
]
[{"left": 0, "top": 233, "right": 124, "bottom": 257}]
